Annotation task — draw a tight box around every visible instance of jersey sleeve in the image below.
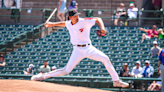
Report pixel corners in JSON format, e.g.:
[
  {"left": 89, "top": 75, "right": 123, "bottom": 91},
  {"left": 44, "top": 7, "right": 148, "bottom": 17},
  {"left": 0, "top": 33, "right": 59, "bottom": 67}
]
[
  {"left": 127, "top": 9, "right": 130, "bottom": 14},
  {"left": 147, "top": 29, "right": 151, "bottom": 34},
  {"left": 65, "top": 21, "right": 70, "bottom": 28},
  {"left": 158, "top": 50, "right": 162, "bottom": 61},
  {"left": 84, "top": 18, "right": 96, "bottom": 28},
  {"left": 131, "top": 67, "right": 135, "bottom": 76}
]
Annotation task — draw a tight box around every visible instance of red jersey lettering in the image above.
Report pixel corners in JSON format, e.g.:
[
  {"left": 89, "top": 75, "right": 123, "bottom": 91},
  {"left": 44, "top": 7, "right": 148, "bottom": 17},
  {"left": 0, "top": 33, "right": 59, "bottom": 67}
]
[{"left": 79, "top": 28, "right": 84, "bottom": 32}]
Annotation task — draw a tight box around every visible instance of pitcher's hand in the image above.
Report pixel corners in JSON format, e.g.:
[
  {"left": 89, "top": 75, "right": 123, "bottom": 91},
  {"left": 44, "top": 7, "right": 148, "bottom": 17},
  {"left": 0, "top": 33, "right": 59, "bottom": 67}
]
[{"left": 44, "top": 22, "right": 54, "bottom": 28}]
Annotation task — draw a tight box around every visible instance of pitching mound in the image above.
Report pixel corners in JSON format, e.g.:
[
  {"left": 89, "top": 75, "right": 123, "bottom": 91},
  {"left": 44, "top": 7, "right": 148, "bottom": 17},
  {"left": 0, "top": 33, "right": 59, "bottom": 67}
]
[{"left": 0, "top": 79, "right": 113, "bottom": 92}]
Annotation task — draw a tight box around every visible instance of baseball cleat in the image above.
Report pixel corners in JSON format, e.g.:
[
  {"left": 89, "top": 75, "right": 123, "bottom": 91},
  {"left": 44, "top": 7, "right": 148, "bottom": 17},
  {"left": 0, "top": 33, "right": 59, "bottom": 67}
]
[
  {"left": 113, "top": 80, "right": 129, "bottom": 88},
  {"left": 31, "top": 73, "right": 44, "bottom": 81}
]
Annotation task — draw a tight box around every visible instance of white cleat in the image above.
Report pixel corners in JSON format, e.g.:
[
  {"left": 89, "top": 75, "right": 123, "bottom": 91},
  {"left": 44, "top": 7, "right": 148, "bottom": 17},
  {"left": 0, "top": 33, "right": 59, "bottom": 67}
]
[
  {"left": 31, "top": 73, "right": 44, "bottom": 81},
  {"left": 113, "top": 80, "right": 129, "bottom": 88}
]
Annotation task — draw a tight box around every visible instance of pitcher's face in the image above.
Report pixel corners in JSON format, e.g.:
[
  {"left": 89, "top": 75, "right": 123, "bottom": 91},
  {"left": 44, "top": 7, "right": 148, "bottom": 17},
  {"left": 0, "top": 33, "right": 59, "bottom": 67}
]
[{"left": 69, "top": 15, "right": 79, "bottom": 22}]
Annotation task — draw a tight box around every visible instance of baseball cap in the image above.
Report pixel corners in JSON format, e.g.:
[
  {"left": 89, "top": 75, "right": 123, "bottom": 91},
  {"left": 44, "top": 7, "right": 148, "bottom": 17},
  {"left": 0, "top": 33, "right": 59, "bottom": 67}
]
[
  {"left": 120, "top": 3, "right": 124, "bottom": 6},
  {"left": 29, "top": 64, "right": 34, "bottom": 68},
  {"left": 145, "top": 60, "right": 150, "bottom": 64},
  {"left": 70, "top": 0, "right": 76, "bottom": 6},
  {"left": 157, "top": 28, "right": 163, "bottom": 32},
  {"left": 136, "top": 61, "right": 141, "bottom": 65},
  {"left": 129, "top": 3, "right": 134, "bottom": 7},
  {"left": 124, "top": 63, "right": 128, "bottom": 66},
  {"left": 153, "top": 41, "right": 157, "bottom": 44},
  {"left": 52, "top": 66, "right": 57, "bottom": 70},
  {"left": 68, "top": 9, "right": 81, "bottom": 16}
]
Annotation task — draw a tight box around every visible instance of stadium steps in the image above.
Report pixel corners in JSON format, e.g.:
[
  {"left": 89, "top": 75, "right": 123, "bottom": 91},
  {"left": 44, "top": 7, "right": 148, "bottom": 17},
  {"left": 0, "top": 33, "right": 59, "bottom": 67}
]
[{"left": 0, "top": 24, "right": 44, "bottom": 54}]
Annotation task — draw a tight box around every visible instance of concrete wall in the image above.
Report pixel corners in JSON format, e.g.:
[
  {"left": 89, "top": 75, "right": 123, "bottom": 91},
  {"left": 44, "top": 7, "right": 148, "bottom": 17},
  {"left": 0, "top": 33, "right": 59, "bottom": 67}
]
[
  {"left": 22, "top": 0, "right": 131, "bottom": 9},
  {"left": 0, "top": 0, "right": 132, "bottom": 25}
]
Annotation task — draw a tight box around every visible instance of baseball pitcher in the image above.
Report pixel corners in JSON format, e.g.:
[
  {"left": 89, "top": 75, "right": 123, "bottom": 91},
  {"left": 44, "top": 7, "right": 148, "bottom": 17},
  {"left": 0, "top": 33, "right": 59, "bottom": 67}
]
[{"left": 31, "top": 9, "right": 129, "bottom": 88}]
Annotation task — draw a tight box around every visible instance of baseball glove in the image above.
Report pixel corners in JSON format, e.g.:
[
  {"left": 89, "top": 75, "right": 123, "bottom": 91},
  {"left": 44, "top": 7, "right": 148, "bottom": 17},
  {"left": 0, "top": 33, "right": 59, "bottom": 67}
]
[{"left": 96, "top": 30, "right": 107, "bottom": 37}]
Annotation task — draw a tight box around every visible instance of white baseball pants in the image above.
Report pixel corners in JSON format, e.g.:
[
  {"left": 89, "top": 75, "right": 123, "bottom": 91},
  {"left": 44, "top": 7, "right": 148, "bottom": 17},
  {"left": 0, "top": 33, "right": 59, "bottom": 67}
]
[{"left": 43, "top": 45, "right": 119, "bottom": 81}]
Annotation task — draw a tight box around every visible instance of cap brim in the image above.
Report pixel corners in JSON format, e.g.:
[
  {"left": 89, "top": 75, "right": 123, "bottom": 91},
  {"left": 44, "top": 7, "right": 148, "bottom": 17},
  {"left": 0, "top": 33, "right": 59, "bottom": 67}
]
[
  {"left": 69, "top": 12, "right": 81, "bottom": 16},
  {"left": 74, "top": 12, "right": 81, "bottom": 16}
]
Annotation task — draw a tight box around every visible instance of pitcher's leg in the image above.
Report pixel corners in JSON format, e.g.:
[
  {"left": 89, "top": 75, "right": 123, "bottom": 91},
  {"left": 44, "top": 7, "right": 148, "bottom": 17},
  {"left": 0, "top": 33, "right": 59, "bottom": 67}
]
[
  {"left": 31, "top": 48, "right": 84, "bottom": 81},
  {"left": 88, "top": 51, "right": 119, "bottom": 81},
  {"left": 86, "top": 46, "right": 129, "bottom": 88},
  {"left": 43, "top": 50, "right": 84, "bottom": 79},
  {"left": 88, "top": 47, "right": 119, "bottom": 81}
]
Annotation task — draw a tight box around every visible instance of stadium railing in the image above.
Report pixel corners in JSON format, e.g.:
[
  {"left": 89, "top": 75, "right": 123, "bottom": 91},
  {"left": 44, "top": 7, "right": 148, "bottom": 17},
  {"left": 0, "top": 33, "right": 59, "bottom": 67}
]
[
  {"left": 0, "top": 74, "right": 161, "bottom": 91},
  {"left": 0, "top": 8, "right": 163, "bottom": 25}
]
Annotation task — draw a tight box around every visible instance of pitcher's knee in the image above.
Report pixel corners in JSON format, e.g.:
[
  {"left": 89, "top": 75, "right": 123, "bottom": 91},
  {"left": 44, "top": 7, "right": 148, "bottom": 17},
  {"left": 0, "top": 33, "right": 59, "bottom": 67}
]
[
  {"left": 102, "top": 55, "right": 113, "bottom": 64},
  {"left": 102, "top": 55, "right": 110, "bottom": 62}
]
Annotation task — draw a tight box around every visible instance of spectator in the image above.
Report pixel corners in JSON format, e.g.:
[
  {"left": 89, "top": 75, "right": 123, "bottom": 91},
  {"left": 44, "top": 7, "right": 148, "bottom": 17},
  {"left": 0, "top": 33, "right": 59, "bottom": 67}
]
[
  {"left": 52, "top": 66, "right": 57, "bottom": 71},
  {"left": 130, "top": 0, "right": 136, "bottom": 4},
  {"left": 147, "top": 71, "right": 161, "bottom": 91},
  {"left": 151, "top": 41, "right": 160, "bottom": 56},
  {"left": 75, "top": 2, "right": 78, "bottom": 9},
  {"left": 114, "top": 3, "right": 126, "bottom": 26},
  {"left": 0, "top": 54, "right": 6, "bottom": 67},
  {"left": 152, "top": 0, "right": 162, "bottom": 21},
  {"left": 57, "top": 0, "right": 67, "bottom": 21},
  {"left": 120, "top": 63, "right": 131, "bottom": 77},
  {"left": 131, "top": 61, "right": 142, "bottom": 78},
  {"left": 139, "top": 25, "right": 158, "bottom": 42},
  {"left": 23, "top": 64, "right": 35, "bottom": 75},
  {"left": 68, "top": 0, "right": 78, "bottom": 10},
  {"left": 157, "top": 28, "right": 164, "bottom": 39},
  {"left": 142, "top": 60, "right": 154, "bottom": 78},
  {"left": 127, "top": 3, "right": 138, "bottom": 19},
  {"left": 39, "top": 61, "right": 51, "bottom": 73},
  {"left": 67, "top": 1, "right": 78, "bottom": 21},
  {"left": 152, "top": 0, "right": 162, "bottom": 11},
  {"left": 148, "top": 78, "right": 162, "bottom": 91},
  {"left": 158, "top": 48, "right": 164, "bottom": 92}
]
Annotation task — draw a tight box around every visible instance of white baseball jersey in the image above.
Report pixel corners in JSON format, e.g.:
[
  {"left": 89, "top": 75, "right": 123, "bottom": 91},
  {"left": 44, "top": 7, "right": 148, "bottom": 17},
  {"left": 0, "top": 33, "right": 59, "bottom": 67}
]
[{"left": 65, "top": 18, "right": 96, "bottom": 45}]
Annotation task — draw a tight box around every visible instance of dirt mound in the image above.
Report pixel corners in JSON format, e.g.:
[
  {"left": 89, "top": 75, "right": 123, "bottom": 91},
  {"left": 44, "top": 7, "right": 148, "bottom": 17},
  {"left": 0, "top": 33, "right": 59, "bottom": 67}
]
[{"left": 0, "top": 79, "right": 113, "bottom": 92}]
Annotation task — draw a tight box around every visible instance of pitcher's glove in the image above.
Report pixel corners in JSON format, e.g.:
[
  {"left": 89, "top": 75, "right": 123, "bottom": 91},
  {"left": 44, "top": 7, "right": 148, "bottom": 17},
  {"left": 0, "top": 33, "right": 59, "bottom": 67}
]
[{"left": 96, "top": 30, "right": 107, "bottom": 37}]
